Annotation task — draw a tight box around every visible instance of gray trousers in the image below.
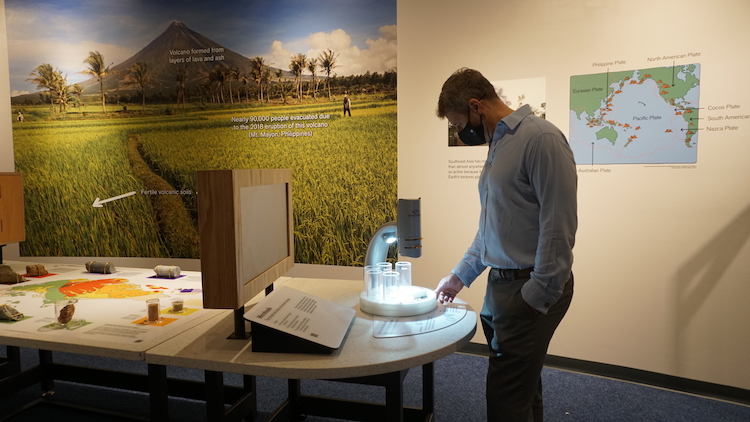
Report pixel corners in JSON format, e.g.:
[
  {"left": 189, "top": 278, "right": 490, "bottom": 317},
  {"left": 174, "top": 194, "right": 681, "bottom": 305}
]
[{"left": 481, "top": 271, "right": 574, "bottom": 422}]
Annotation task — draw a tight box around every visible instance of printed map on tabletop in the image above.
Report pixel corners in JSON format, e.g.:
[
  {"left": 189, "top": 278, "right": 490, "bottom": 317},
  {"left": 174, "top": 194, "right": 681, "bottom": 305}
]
[
  {"left": 0, "top": 263, "right": 206, "bottom": 344},
  {"left": 11, "top": 278, "right": 171, "bottom": 302}
]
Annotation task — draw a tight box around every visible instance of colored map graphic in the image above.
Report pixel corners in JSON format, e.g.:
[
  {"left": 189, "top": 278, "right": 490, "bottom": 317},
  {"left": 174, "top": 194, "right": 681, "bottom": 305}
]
[
  {"left": 569, "top": 64, "right": 700, "bottom": 164},
  {"left": 8, "top": 278, "right": 161, "bottom": 304}
]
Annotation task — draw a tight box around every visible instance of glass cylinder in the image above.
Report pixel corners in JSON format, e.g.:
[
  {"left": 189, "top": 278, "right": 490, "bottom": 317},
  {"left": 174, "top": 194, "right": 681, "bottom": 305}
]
[
  {"left": 363, "top": 265, "right": 377, "bottom": 292},
  {"left": 365, "top": 268, "right": 384, "bottom": 301},
  {"left": 146, "top": 298, "right": 161, "bottom": 322},
  {"left": 395, "top": 262, "right": 412, "bottom": 288},
  {"left": 383, "top": 270, "right": 400, "bottom": 298},
  {"left": 171, "top": 299, "right": 184, "bottom": 312},
  {"left": 376, "top": 262, "right": 392, "bottom": 273}
]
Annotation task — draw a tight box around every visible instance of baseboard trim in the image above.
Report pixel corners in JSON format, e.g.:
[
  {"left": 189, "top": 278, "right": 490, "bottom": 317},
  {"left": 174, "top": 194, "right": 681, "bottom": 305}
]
[{"left": 458, "top": 342, "right": 750, "bottom": 406}]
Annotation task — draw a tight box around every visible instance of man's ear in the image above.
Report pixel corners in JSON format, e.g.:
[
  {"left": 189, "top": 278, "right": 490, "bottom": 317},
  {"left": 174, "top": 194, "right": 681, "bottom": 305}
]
[{"left": 469, "top": 98, "right": 483, "bottom": 114}]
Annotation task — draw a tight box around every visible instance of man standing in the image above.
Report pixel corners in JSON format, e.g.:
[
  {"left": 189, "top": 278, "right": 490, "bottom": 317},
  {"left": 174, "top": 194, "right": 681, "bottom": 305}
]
[
  {"left": 434, "top": 68, "right": 577, "bottom": 422},
  {"left": 343, "top": 92, "right": 352, "bottom": 116}
]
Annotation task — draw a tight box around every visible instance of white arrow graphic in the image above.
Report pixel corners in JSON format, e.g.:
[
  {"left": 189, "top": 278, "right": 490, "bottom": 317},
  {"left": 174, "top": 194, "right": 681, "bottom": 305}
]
[{"left": 93, "top": 191, "right": 136, "bottom": 208}]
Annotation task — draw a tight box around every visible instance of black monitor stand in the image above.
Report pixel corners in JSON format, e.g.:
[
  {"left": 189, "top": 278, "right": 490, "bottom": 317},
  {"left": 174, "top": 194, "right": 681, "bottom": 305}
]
[{"left": 227, "top": 283, "right": 274, "bottom": 340}]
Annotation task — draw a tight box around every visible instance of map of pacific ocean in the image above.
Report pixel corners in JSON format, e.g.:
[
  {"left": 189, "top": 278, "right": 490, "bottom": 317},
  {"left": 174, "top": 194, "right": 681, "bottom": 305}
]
[{"left": 569, "top": 64, "right": 700, "bottom": 164}]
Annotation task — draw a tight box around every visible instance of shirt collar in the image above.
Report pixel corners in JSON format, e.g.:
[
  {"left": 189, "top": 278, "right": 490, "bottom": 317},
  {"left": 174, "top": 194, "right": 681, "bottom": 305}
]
[
  {"left": 492, "top": 104, "right": 532, "bottom": 144},
  {"left": 501, "top": 104, "right": 533, "bottom": 131}
]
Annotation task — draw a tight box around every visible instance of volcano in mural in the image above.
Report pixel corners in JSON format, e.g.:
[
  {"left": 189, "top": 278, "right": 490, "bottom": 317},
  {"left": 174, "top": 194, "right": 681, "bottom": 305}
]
[
  {"left": 85, "top": 20, "right": 281, "bottom": 95},
  {"left": 14, "top": 20, "right": 287, "bottom": 104},
  {"left": 8, "top": 6, "right": 398, "bottom": 266}
]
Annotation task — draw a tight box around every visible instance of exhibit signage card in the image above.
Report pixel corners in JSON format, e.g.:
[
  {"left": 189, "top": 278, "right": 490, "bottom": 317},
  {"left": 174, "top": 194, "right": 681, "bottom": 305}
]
[{"left": 244, "top": 285, "right": 355, "bottom": 351}]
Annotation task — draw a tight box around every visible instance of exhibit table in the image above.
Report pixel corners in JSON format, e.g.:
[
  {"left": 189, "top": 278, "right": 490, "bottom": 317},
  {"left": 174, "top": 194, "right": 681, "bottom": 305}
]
[
  {"left": 0, "top": 260, "right": 231, "bottom": 419},
  {"left": 145, "top": 277, "right": 477, "bottom": 422}
]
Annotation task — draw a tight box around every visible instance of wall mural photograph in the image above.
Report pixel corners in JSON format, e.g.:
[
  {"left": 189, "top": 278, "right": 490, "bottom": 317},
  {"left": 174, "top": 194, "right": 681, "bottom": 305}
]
[{"left": 6, "top": 0, "right": 398, "bottom": 266}]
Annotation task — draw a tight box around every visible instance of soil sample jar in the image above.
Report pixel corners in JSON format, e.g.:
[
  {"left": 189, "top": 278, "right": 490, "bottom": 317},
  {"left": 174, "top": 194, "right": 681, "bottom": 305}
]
[
  {"left": 146, "top": 298, "right": 161, "bottom": 323},
  {"left": 171, "top": 299, "right": 184, "bottom": 312}
]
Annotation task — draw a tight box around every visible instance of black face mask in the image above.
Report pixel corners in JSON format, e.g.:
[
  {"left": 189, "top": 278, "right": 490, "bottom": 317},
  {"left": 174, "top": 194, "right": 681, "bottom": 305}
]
[{"left": 458, "top": 105, "right": 487, "bottom": 145}]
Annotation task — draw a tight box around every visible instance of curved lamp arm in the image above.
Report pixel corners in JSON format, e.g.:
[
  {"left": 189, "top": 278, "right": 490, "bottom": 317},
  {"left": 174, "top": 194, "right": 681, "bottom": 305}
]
[{"left": 365, "top": 221, "right": 397, "bottom": 267}]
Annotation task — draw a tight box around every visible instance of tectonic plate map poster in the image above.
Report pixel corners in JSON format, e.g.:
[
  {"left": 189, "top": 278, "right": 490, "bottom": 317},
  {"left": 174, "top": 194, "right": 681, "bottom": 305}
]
[{"left": 569, "top": 64, "right": 700, "bottom": 165}]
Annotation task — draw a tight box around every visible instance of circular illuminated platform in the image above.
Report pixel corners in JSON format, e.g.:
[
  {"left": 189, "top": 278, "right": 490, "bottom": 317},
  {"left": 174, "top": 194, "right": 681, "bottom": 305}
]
[{"left": 359, "top": 286, "right": 438, "bottom": 317}]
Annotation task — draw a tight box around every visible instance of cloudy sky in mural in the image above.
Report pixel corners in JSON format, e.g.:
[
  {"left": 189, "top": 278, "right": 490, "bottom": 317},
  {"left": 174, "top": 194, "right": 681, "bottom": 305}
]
[{"left": 5, "top": 0, "right": 397, "bottom": 96}]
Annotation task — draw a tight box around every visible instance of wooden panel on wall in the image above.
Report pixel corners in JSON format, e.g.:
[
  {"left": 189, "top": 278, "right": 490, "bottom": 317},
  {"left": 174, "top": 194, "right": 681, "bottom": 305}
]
[
  {"left": 198, "top": 169, "right": 294, "bottom": 309},
  {"left": 0, "top": 172, "right": 25, "bottom": 245}
]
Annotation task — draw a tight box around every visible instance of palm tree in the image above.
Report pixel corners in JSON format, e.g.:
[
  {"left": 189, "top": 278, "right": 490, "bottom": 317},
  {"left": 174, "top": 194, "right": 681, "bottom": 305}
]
[
  {"left": 121, "top": 61, "right": 152, "bottom": 110},
  {"left": 237, "top": 72, "right": 249, "bottom": 103},
  {"left": 197, "top": 81, "right": 211, "bottom": 105},
  {"left": 275, "top": 69, "right": 287, "bottom": 105},
  {"left": 317, "top": 49, "right": 339, "bottom": 100},
  {"left": 307, "top": 58, "right": 318, "bottom": 100},
  {"left": 209, "top": 66, "right": 227, "bottom": 103},
  {"left": 227, "top": 67, "right": 239, "bottom": 104},
  {"left": 260, "top": 65, "right": 272, "bottom": 103},
  {"left": 27, "top": 63, "right": 59, "bottom": 112},
  {"left": 71, "top": 83, "right": 83, "bottom": 108},
  {"left": 250, "top": 57, "right": 267, "bottom": 103},
  {"left": 81, "top": 51, "right": 111, "bottom": 113},
  {"left": 174, "top": 67, "right": 188, "bottom": 108},
  {"left": 50, "top": 72, "right": 69, "bottom": 112},
  {"left": 289, "top": 53, "right": 306, "bottom": 102},
  {"left": 208, "top": 69, "right": 218, "bottom": 103}
]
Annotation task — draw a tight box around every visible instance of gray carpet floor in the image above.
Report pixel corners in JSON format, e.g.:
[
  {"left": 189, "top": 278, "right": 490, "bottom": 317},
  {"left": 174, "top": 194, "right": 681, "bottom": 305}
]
[{"left": 1, "top": 347, "right": 749, "bottom": 421}]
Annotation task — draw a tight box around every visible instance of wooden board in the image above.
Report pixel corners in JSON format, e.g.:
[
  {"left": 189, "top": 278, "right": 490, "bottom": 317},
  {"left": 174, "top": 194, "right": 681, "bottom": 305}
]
[
  {"left": 197, "top": 169, "right": 294, "bottom": 309},
  {"left": 0, "top": 172, "right": 25, "bottom": 245}
]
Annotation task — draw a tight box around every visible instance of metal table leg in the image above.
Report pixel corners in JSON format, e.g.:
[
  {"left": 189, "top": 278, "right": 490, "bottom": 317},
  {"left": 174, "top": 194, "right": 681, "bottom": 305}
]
[
  {"left": 148, "top": 363, "right": 169, "bottom": 420},
  {"left": 384, "top": 370, "right": 405, "bottom": 422},
  {"left": 205, "top": 370, "right": 225, "bottom": 420},
  {"left": 422, "top": 362, "right": 434, "bottom": 416},
  {"left": 0, "top": 346, "right": 21, "bottom": 378},
  {"left": 39, "top": 350, "right": 54, "bottom": 395}
]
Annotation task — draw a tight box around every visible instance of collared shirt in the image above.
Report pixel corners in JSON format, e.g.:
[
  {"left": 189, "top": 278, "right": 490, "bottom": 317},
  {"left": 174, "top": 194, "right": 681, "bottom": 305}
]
[{"left": 452, "top": 104, "right": 578, "bottom": 313}]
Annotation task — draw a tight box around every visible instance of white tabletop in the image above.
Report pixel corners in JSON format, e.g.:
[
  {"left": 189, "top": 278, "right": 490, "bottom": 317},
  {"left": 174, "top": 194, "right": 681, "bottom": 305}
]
[
  {"left": 0, "top": 260, "right": 227, "bottom": 360},
  {"left": 145, "top": 277, "right": 477, "bottom": 379}
]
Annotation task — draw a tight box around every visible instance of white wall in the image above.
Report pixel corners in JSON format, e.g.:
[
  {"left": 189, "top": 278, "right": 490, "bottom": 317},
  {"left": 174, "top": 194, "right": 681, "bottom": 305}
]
[
  {"left": 398, "top": 0, "right": 750, "bottom": 390},
  {"left": 2, "top": 0, "right": 749, "bottom": 390}
]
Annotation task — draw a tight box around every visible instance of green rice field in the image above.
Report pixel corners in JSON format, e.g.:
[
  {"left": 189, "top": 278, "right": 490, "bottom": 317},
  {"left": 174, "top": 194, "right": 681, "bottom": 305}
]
[{"left": 11, "top": 96, "right": 397, "bottom": 266}]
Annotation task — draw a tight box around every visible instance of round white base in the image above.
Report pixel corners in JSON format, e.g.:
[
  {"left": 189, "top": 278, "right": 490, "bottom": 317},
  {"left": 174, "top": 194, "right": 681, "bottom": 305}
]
[{"left": 359, "top": 286, "right": 437, "bottom": 317}]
